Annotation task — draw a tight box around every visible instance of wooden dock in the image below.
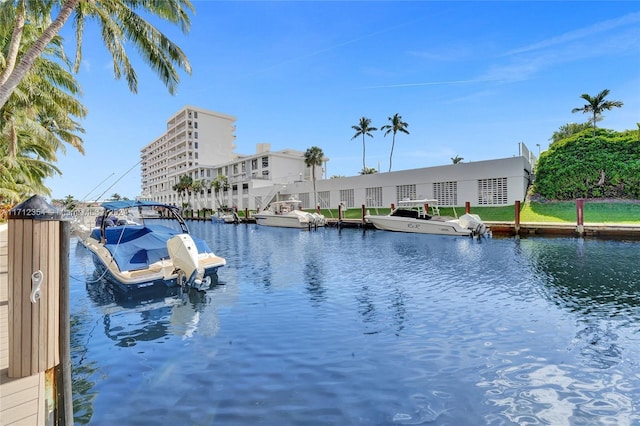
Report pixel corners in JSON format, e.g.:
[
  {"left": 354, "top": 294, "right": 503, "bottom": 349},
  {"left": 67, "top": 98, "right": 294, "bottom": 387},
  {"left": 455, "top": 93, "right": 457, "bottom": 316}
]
[{"left": 0, "top": 222, "right": 45, "bottom": 426}]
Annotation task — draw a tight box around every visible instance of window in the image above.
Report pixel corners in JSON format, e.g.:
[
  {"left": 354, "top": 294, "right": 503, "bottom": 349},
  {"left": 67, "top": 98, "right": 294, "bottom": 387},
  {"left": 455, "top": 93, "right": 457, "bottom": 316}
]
[
  {"left": 318, "top": 191, "right": 330, "bottom": 209},
  {"left": 233, "top": 164, "right": 238, "bottom": 174},
  {"left": 396, "top": 184, "right": 416, "bottom": 204},
  {"left": 194, "top": 131, "right": 198, "bottom": 139},
  {"left": 340, "top": 189, "right": 354, "bottom": 208},
  {"left": 433, "top": 181, "right": 457, "bottom": 206},
  {"left": 195, "top": 142, "right": 198, "bottom": 149},
  {"left": 262, "top": 157, "right": 269, "bottom": 168},
  {"left": 299, "top": 193, "right": 310, "bottom": 208},
  {"left": 251, "top": 159, "right": 258, "bottom": 170},
  {"left": 194, "top": 111, "right": 198, "bottom": 119},
  {"left": 365, "top": 187, "right": 382, "bottom": 207},
  {"left": 477, "top": 178, "right": 508, "bottom": 205}
]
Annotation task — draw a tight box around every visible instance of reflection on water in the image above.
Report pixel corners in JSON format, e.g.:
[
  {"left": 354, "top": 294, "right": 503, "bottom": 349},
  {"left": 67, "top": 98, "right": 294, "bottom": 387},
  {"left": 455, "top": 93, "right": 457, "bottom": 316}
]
[{"left": 69, "top": 229, "right": 640, "bottom": 425}]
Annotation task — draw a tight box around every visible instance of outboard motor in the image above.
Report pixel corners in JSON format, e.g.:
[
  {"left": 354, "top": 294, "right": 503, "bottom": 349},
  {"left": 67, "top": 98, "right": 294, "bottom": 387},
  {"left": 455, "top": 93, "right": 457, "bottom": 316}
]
[
  {"left": 166, "top": 234, "right": 205, "bottom": 289},
  {"left": 459, "top": 214, "right": 487, "bottom": 236}
]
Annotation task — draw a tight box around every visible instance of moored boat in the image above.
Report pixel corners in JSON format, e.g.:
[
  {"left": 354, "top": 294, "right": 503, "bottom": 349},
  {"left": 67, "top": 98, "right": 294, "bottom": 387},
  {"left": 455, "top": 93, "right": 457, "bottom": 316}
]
[
  {"left": 364, "top": 199, "right": 488, "bottom": 237},
  {"left": 82, "top": 200, "right": 226, "bottom": 292},
  {"left": 253, "top": 198, "right": 326, "bottom": 229}
]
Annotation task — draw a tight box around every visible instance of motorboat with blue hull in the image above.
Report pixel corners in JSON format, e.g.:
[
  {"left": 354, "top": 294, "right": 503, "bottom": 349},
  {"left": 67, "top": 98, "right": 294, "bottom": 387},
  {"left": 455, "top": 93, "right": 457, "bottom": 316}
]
[
  {"left": 82, "top": 200, "right": 226, "bottom": 292},
  {"left": 364, "top": 199, "right": 489, "bottom": 237}
]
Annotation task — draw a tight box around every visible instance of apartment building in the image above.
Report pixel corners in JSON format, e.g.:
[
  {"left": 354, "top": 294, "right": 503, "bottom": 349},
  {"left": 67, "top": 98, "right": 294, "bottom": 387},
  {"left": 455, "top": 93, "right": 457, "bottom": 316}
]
[
  {"left": 140, "top": 106, "right": 319, "bottom": 210},
  {"left": 140, "top": 106, "right": 236, "bottom": 204}
]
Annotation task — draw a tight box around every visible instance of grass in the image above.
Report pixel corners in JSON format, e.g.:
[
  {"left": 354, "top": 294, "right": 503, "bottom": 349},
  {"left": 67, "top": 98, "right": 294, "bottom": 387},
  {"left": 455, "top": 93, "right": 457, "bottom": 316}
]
[{"left": 315, "top": 200, "right": 640, "bottom": 224}]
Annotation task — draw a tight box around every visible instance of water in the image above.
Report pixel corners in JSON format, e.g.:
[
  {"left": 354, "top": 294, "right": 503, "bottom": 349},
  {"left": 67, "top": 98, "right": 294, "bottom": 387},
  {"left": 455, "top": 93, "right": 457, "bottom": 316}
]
[{"left": 69, "top": 223, "right": 640, "bottom": 425}]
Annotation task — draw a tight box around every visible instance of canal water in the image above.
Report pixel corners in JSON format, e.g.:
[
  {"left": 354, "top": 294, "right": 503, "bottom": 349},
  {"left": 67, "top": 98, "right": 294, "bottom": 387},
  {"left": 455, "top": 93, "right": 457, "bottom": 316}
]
[{"left": 69, "top": 222, "right": 640, "bottom": 425}]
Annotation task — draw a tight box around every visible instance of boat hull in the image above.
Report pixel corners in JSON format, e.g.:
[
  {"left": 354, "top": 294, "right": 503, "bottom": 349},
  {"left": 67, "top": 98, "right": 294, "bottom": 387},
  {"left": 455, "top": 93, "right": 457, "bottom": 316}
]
[
  {"left": 364, "top": 215, "right": 474, "bottom": 236},
  {"left": 253, "top": 211, "right": 323, "bottom": 229},
  {"left": 84, "top": 235, "right": 225, "bottom": 292}
]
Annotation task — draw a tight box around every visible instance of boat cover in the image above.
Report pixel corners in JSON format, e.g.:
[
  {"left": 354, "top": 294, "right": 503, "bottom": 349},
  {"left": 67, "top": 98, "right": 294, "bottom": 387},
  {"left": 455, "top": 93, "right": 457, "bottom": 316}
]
[{"left": 89, "top": 225, "right": 211, "bottom": 271}]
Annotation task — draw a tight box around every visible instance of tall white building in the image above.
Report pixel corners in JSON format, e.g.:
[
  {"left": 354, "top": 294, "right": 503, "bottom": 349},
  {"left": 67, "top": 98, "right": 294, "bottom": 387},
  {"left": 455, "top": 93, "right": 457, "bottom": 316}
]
[
  {"left": 140, "top": 106, "right": 236, "bottom": 204},
  {"left": 140, "top": 106, "right": 319, "bottom": 209}
]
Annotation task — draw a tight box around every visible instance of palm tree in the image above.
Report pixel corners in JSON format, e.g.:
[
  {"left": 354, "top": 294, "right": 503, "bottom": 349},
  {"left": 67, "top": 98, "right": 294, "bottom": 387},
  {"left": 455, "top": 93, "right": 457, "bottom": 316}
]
[
  {"left": 0, "top": 7, "right": 86, "bottom": 201},
  {"left": 571, "top": 89, "right": 623, "bottom": 136},
  {"left": 191, "top": 179, "right": 205, "bottom": 209},
  {"left": 304, "top": 146, "right": 324, "bottom": 210},
  {"left": 359, "top": 167, "right": 378, "bottom": 175},
  {"left": 211, "top": 175, "right": 229, "bottom": 208},
  {"left": 451, "top": 155, "right": 464, "bottom": 164},
  {"left": 0, "top": 0, "right": 194, "bottom": 110},
  {"left": 380, "top": 113, "right": 409, "bottom": 172},
  {"left": 172, "top": 174, "right": 193, "bottom": 209},
  {"left": 351, "top": 117, "right": 377, "bottom": 173}
]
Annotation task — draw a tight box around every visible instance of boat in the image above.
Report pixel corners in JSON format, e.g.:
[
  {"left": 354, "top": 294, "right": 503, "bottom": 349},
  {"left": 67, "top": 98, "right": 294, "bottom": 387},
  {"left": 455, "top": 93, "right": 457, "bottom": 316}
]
[
  {"left": 364, "top": 199, "right": 488, "bottom": 237},
  {"left": 82, "top": 200, "right": 226, "bottom": 292},
  {"left": 212, "top": 207, "right": 239, "bottom": 224},
  {"left": 253, "top": 197, "right": 326, "bottom": 229}
]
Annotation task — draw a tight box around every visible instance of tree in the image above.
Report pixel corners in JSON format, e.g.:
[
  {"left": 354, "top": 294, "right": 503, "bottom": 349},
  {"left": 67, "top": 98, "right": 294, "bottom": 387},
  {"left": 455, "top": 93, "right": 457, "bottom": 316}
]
[
  {"left": 304, "top": 146, "right": 324, "bottom": 210},
  {"left": 571, "top": 89, "right": 623, "bottom": 137},
  {"left": 0, "top": 0, "right": 194, "bottom": 110},
  {"left": 380, "top": 113, "right": 409, "bottom": 172},
  {"left": 351, "top": 117, "right": 377, "bottom": 174},
  {"left": 211, "top": 175, "right": 229, "bottom": 208},
  {"left": 360, "top": 167, "right": 378, "bottom": 175},
  {"left": 62, "top": 194, "right": 77, "bottom": 210},
  {"left": 191, "top": 179, "right": 205, "bottom": 209},
  {"left": 0, "top": 11, "right": 86, "bottom": 202},
  {"left": 549, "top": 122, "right": 592, "bottom": 144},
  {"left": 110, "top": 193, "right": 122, "bottom": 201},
  {"left": 451, "top": 155, "right": 463, "bottom": 164},
  {"left": 172, "top": 174, "right": 193, "bottom": 209}
]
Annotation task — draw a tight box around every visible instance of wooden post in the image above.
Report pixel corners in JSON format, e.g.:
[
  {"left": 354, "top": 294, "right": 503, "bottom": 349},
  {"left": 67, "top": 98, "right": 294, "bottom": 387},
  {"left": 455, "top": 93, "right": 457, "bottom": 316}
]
[
  {"left": 338, "top": 204, "right": 343, "bottom": 221},
  {"left": 8, "top": 195, "right": 61, "bottom": 378},
  {"left": 514, "top": 200, "right": 521, "bottom": 234},
  {"left": 244, "top": 208, "right": 249, "bottom": 223},
  {"left": 465, "top": 201, "right": 470, "bottom": 214},
  {"left": 576, "top": 198, "right": 584, "bottom": 235},
  {"left": 361, "top": 204, "right": 366, "bottom": 226},
  {"left": 56, "top": 219, "right": 73, "bottom": 425}
]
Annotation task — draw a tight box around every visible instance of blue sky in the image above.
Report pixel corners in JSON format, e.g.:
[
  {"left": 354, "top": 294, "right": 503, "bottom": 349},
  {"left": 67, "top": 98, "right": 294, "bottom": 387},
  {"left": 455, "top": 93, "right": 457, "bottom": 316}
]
[{"left": 45, "top": 1, "right": 640, "bottom": 201}]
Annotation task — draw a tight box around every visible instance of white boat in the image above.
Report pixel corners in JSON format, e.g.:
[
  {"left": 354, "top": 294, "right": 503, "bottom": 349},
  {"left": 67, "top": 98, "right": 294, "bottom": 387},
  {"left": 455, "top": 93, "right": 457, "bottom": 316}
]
[
  {"left": 82, "top": 200, "right": 226, "bottom": 293},
  {"left": 253, "top": 198, "right": 326, "bottom": 229},
  {"left": 364, "top": 199, "right": 488, "bottom": 237},
  {"left": 212, "top": 207, "right": 239, "bottom": 224}
]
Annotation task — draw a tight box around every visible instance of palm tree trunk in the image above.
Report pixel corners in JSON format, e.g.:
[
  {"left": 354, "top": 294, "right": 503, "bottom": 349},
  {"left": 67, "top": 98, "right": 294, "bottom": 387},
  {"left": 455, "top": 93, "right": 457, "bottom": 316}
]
[
  {"left": 0, "top": 0, "right": 81, "bottom": 109},
  {"left": 389, "top": 135, "right": 396, "bottom": 172},
  {"left": 362, "top": 135, "right": 366, "bottom": 171},
  {"left": 312, "top": 167, "right": 318, "bottom": 209}
]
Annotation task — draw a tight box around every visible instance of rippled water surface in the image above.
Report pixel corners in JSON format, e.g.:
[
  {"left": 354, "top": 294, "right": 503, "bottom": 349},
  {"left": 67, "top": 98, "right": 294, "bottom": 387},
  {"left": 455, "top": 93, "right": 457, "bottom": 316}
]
[{"left": 69, "top": 223, "right": 640, "bottom": 425}]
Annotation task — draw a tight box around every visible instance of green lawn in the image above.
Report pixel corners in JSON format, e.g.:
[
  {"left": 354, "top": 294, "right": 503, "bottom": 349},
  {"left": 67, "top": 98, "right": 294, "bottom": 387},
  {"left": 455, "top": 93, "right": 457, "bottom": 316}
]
[{"left": 316, "top": 201, "right": 640, "bottom": 224}]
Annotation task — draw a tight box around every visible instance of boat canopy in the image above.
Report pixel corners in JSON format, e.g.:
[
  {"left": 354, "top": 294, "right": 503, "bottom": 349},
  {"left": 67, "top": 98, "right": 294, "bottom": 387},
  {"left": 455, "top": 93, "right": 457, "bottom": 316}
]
[{"left": 89, "top": 224, "right": 210, "bottom": 271}]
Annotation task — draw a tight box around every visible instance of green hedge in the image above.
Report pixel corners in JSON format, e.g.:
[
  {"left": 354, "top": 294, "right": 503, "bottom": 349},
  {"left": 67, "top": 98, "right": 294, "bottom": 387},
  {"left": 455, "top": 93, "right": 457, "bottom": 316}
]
[{"left": 533, "top": 129, "right": 640, "bottom": 199}]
